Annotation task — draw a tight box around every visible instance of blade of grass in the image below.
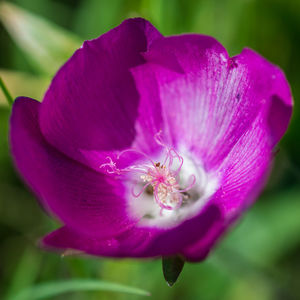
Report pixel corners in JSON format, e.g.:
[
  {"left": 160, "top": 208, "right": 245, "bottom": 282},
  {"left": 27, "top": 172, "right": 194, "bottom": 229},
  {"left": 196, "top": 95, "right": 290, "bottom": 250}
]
[
  {"left": 9, "top": 279, "right": 150, "bottom": 300},
  {"left": 4, "top": 248, "right": 42, "bottom": 300},
  {"left": 0, "top": 76, "right": 13, "bottom": 106},
  {"left": 0, "top": 69, "right": 49, "bottom": 104}
]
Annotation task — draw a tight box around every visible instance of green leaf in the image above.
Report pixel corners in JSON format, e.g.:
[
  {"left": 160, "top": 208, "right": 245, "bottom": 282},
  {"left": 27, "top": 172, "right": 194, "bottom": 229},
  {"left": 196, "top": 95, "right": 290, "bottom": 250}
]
[
  {"left": 9, "top": 279, "right": 150, "bottom": 300},
  {"left": 0, "top": 2, "right": 82, "bottom": 75},
  {"left": 162, "top": 255, "right": 185, "bottom": 287}
]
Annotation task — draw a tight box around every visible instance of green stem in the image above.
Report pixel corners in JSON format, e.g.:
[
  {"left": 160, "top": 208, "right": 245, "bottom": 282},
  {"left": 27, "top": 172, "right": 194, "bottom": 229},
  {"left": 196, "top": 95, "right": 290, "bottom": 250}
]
[{"left": 0, "top": 76, "right": 14, "bottom": 106}]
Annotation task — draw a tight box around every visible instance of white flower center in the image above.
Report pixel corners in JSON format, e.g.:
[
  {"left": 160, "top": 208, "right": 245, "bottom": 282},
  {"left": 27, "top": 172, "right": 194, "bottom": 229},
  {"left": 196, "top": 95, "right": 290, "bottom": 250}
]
[{"left": 100, "top": 132, "right": 218, "bottom": 228}]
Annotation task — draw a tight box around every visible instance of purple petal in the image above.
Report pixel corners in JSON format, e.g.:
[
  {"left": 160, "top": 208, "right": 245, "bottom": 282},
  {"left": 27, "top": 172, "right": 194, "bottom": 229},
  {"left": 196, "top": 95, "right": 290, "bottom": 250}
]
[
  {"left": 42, "top": 204, "right": 222, "bottom": 258},
  {"left": 39, "top": 18, "right": 163, "bottom": 171},
  {"left": 10, "top": 97, "right": 138, "bottom": 238},
  {"left": 132, "top": 36, "right": 293, "bottom": 170},
  {"left": 42, "top": 226, "right": 121, "bottom": 256},
  {"left": 234, "top": 48, "right": 292, "bottom": 146},
  {"left": 181, "top": 217, "right": 226, "bottom": 262},
  {"left": 182, "top": 106, "right": 276, "bottom": 261}
]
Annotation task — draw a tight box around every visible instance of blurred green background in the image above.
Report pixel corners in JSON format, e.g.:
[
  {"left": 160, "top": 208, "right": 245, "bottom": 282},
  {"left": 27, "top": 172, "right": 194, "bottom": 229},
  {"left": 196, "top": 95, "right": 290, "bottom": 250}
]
[{"left": 0, "top": 0, "right": 300, "bottom": 299}]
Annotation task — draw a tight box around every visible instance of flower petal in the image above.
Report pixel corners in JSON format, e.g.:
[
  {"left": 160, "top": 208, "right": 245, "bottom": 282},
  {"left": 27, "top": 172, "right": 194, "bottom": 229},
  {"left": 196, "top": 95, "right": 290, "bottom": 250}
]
[
  {"left": 182, "top": 107, "right": 275, "bottom": 261},
  {"left": 39, "top": 18, "right": 163, "bottom": 170},
  {"left": 180, "top": 216, "right": 225, "bottom": 262},
  {"left": 42, "top": 226, "right": 121, "bottom": 256},
  {"left": 10, "top": 97, "right": 138, "bottom": 238},
  {"left": 132, "top": 36, "right": 292, "bottom": 169},
  {"left": 42, "top": 204, "right": 222, "bottom": 258},
  {"left": 215, "top": 106, "right": 274, "bottom": 213}
]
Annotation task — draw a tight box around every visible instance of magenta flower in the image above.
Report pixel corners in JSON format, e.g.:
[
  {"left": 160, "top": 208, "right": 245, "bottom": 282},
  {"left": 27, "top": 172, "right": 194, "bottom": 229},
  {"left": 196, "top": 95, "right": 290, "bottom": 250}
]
[{"left": 10, "top": 18, "right": 292, "bottom": 263}]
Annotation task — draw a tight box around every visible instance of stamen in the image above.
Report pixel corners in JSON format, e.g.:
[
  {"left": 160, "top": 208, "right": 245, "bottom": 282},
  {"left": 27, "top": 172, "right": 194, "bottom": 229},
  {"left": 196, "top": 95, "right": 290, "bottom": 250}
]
[
  {"left": 99, "top": 156, "right": 121, "bottom": 174},
  {"left": 131, "top": 181, "right": 152, "bottom": 198},
  {"left": 173, "top": 175, "right": 196, "bottom": 193},
  {"left": 99, "top": 132, "right": 197, "bottom": 213},
  {"left": 117, "top": 148, "right": 156, "bottom": 168}
]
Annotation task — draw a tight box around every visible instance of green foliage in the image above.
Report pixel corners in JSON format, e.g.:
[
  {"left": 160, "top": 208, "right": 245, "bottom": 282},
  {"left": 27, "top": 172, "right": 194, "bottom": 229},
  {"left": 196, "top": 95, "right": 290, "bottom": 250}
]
[
  {"left": 74, "top": 0, "right": 124, "bottom": 39},
  {"left": 0, "top": 77, "right": 13, "bottom": 106},
  {"left": 220, "top": 188, "right": 300, "bottom": 266},
  {"left": 0, "top": 0, "right": 300, "bottom": 299},
  {"left": 8, "top": 279, "right": 150, "bottom": 300},
  {"left": 0, "top": 2, "right": 82, "bottom": 76}
]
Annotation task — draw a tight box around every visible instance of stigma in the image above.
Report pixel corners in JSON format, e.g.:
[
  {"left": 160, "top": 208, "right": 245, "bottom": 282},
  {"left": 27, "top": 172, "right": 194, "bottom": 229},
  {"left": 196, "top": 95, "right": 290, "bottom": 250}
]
[{"left": 100, "top": 131, "right": 196, "bottom": 214}]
